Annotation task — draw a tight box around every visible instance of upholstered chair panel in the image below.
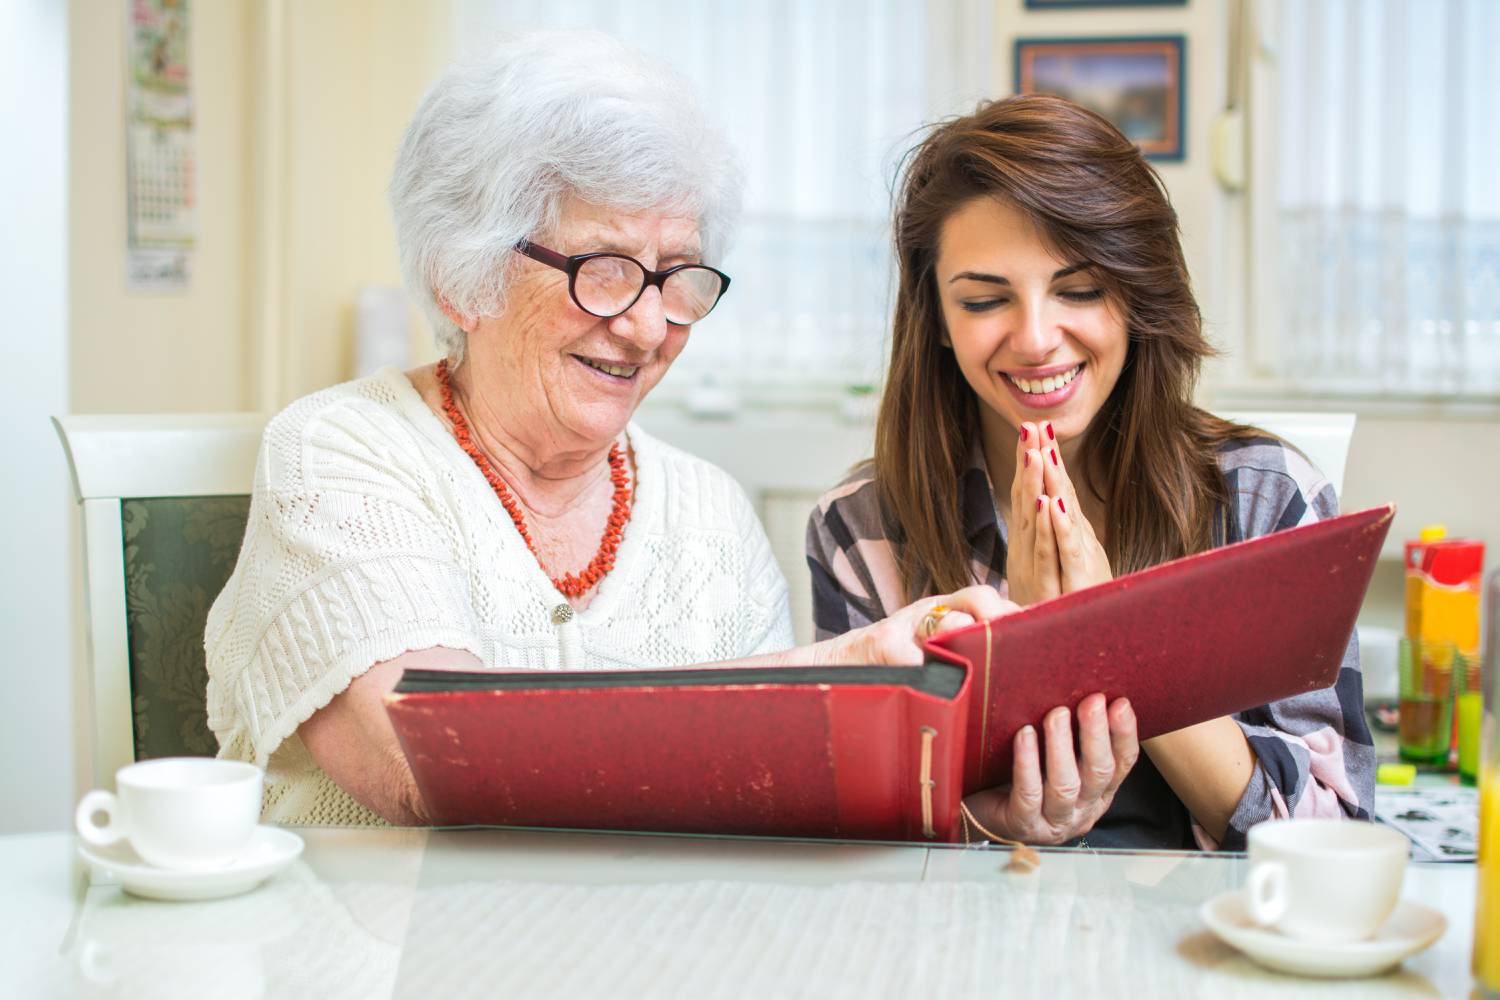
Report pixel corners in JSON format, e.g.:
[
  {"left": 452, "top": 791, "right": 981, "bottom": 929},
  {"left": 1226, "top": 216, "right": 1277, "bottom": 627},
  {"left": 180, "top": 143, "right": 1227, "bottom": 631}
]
[{"left": 122, "top": 496, "right": 250, "bottom": 760}]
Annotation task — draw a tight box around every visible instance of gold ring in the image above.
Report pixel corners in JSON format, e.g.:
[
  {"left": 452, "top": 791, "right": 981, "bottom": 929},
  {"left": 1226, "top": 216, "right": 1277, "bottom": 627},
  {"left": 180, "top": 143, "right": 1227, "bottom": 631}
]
[{"left": 919, "top": 603, "right": 952, "bottom": 640}]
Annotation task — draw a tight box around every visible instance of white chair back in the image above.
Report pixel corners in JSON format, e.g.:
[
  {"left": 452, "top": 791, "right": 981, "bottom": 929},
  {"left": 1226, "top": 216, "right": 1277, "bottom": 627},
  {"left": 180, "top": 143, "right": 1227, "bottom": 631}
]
[
  {"left": 53, "top": 414, "right": 266, "bottom": 785},
  {"left": 1215, "top": 411, "right": 1357, "bottom": 500}
]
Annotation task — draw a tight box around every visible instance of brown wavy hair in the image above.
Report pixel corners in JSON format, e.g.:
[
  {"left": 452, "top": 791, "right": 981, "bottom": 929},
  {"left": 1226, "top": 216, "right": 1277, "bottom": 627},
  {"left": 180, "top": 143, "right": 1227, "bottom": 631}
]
[{"left": 876, "top": 94, "right": 1257, "bottom": 599}]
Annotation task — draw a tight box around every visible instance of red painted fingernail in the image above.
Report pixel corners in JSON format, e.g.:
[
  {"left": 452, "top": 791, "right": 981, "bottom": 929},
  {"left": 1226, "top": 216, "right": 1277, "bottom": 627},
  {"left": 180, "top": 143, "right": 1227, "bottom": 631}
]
[
  {"left": 1024, "top": 452, "right": 1030, "bottom": 468},
  {"left": 1036, "top": 497, "right": 1043, "bottom": 511},
  {"left": 1046, "top": 422, "right": 1055, "bottom": 441},
  {"left": 1049, "top": 448, "right": 1058, "bottom": 466},
  {"left": 1020, "top": 425, "right": 1029, "bottom": 442},
  {"left": 1058, "top": 497, "right": 1066, "bottom": 514}
]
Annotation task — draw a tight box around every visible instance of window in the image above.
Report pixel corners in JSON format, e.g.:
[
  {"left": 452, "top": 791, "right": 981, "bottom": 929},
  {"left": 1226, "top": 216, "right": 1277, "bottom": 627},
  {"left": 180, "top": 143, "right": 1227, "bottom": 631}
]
[
  {"left": 1251, "top": 0, "right": 1500, "bottom": 398},
  {"left": 453, "top": 1, "right": 994, "bottom": 400}
]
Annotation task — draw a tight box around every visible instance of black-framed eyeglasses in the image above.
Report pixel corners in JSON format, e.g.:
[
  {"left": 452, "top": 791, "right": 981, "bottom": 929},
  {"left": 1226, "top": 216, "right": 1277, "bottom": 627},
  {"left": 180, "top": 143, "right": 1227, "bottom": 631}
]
[{"left": 515, "top": 240, "right": 731, "bottom": 326}]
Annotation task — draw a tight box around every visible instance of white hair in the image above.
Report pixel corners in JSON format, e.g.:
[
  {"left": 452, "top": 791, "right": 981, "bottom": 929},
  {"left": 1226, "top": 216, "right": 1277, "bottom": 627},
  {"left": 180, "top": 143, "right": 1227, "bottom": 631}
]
[{"left": 389, "top": 29, "right": 744, "bottom": 361}]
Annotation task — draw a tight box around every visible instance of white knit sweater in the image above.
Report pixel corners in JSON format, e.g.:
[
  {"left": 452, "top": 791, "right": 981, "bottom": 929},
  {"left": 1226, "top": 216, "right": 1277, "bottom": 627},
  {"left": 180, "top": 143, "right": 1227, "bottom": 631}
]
[{"left": 204, "top": 367, "right": 794, "bottom": 826}]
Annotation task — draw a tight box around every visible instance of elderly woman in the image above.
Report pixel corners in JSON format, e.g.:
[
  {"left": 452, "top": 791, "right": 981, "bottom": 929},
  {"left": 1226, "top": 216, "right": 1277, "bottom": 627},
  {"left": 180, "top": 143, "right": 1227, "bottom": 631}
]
[{"left": 205, "top": 30, "right": 1008, "bottom": 827}]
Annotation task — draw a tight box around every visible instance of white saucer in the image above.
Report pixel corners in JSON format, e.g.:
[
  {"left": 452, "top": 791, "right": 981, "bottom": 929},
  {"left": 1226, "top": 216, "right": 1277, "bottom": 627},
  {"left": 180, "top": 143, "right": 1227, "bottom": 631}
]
[
  {"left": 1199, "top": 889, "right": 1447, "bottom": 978},
  {"left": 78, "top": 826, "right": 304, "bottom": 902}
]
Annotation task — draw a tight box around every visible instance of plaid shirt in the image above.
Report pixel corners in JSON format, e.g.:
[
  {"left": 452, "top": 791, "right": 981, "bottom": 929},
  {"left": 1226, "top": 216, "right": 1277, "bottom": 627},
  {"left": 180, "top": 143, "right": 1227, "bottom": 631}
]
[{"left": 805, "top": 436, "right": 1375, "bottom": 851}]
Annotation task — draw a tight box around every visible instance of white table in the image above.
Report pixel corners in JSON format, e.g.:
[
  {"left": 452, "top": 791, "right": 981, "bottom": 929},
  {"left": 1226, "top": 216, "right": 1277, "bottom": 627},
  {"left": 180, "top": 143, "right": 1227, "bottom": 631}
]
[{"left": 2, "top": 827, "right": 1480, "bottom": 999}]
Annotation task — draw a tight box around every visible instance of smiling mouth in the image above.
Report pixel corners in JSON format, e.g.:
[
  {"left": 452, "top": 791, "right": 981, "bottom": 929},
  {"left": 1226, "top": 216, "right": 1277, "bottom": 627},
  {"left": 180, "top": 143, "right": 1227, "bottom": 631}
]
[
  {"left": 1003, "top": 363, "right": 1083, "bottom": 396},
  {"left": 575, "top": 355, "right": 640, "bottom": 380}
]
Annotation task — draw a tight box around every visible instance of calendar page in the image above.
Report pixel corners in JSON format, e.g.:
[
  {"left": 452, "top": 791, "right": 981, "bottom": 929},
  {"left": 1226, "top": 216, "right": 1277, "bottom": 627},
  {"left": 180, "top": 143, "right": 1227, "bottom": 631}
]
[{"left": 126, "top": 0, "right": 196, "bottom": 290}]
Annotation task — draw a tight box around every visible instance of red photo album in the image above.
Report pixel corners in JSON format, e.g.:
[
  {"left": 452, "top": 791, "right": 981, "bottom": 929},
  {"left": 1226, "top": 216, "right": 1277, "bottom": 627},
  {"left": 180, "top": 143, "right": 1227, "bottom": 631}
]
[{"left": 385, "top": 504, "right": 1394, "bottom": 842}]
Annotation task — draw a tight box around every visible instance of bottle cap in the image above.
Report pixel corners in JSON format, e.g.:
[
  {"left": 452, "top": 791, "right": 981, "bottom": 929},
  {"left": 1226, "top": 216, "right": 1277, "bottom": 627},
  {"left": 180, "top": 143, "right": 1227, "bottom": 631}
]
[{"left": 1418, "top": 525, "right": 1448, "bottom": 543}]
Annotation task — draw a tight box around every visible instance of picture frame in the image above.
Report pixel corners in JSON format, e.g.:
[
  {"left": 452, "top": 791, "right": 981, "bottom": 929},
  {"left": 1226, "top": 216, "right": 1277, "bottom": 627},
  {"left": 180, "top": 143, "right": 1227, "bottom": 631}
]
[
  {"left": 1024, "top": 1, "right": 1186, "bottom": 8},
  {"left": 1014, "top": 35, "right": 1187, "bottom": 161}
]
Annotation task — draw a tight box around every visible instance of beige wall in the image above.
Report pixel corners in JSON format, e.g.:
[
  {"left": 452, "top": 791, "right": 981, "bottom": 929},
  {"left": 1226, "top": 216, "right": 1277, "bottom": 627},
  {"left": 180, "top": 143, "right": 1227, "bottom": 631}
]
[
  {"left": 68, "top": 0, "right": 450, "bottom": 416},
  {"left": 69, "top": 0, "right": 254, "bottom": 413},
  {"left": 270, "top": 0, "right": 451, "bottom": 407}
]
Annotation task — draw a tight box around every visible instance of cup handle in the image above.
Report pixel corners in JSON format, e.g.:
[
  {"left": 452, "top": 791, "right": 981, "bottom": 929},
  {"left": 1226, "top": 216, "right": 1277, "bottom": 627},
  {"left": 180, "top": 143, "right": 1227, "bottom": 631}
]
[
  {"left": 1245, "top": 860, "right": 1288, "bottom": 926},
  {"left": 75, "top": 790, "right": 125, "bottom": 847}
]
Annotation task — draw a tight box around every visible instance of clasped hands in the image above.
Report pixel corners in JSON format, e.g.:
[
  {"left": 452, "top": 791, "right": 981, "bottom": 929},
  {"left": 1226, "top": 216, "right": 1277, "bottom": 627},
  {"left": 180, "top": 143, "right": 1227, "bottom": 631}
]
[
  {"left": 1004, "top": 420, "right": 1113, "bottom": 605},
  {"left": 962, "top": 419, "right": 1135, "bottom": 844},
  {"left": 835, "top": 420, "right": 1113, "bottom": 667}
]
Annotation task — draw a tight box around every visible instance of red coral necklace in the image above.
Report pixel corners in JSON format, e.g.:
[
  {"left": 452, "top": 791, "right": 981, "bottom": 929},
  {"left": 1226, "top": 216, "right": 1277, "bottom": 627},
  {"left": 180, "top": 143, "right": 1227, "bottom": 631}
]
[{"left": 436, "top": 358, "right": 631, "bottom": 598}]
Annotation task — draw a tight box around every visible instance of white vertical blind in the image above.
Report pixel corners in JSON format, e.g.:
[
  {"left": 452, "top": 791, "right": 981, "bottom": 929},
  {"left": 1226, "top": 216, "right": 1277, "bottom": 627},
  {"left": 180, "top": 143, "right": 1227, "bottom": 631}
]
[
  {"left": 453, "top": 1, "right": 994, "bottom": 395},
  {"left": 1272, "top": 0, "right": 1500, "bottom": 396}
]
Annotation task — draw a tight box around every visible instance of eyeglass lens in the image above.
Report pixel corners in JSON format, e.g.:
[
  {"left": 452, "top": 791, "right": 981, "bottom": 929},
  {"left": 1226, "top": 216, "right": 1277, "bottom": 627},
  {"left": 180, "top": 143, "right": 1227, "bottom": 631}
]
[{"left": 574, "top": 256, "right": 725, "bottom": 325}]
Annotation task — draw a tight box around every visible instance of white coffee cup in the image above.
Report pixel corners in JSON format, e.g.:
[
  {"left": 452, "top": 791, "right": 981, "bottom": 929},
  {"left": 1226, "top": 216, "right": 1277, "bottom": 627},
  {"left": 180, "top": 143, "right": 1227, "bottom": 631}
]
[
  {"left": 75, "top": 758, "right": 263, "bottom": 871},
  {"left": 1244, "top": 818, "right": 1409, "bottom": 942}
]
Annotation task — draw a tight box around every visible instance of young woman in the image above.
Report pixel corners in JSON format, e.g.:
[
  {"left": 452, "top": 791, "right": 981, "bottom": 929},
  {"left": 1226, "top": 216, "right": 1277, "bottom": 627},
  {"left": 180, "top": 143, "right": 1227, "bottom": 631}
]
[{"left": 806, "top": 95, "right": 1373, "bottom": 851}]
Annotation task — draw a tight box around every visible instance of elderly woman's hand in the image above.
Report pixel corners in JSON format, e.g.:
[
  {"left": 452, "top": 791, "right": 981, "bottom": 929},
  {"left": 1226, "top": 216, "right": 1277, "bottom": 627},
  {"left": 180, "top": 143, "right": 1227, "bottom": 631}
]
[
  {"left": 822, "top": 584, "right": 1019, "bottom": 666},
  {"left": 960, "top": 692, "right": 1138, "bottom": 845},
  {"left": 1006, "top": 420, "right": 1113, "bottom": 604}
]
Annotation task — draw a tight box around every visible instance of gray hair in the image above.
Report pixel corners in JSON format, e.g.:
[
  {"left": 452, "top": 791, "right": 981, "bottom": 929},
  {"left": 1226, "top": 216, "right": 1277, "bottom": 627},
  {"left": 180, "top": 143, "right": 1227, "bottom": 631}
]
[{"left": 389, "top": 29, "right": 744, "bottom": 361}]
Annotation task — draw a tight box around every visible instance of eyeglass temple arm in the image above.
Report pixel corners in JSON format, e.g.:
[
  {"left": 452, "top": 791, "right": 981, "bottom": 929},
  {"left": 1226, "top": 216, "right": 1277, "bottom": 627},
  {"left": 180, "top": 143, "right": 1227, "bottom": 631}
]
[{"left": 515, "top": 240, "right": 570, "bottom": 270}]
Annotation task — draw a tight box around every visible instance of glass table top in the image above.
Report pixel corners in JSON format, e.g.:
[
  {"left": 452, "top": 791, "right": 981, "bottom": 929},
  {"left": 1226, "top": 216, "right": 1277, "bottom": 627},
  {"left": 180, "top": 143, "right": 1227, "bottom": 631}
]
[{"left": 4, "top": 824, "right": 1479, "bottom": 999}]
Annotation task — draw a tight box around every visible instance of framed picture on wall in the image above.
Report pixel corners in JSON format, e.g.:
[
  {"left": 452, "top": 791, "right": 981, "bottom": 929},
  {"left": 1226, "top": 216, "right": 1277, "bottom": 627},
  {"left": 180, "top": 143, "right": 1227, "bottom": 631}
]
[
  {"left": 1024, "top": 1, "right": 1186, "bottom": 8},
  {"left": 1014, "top": 36, "right": 1187, "bottom": 161}
]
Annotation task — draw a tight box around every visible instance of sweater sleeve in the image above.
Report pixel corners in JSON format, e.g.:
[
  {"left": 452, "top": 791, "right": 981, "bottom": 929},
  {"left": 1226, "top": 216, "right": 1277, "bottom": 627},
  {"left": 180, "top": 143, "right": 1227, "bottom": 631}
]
[
  {"left": 1205, "top": 443, "right": 1376, "bottom": 851},
  {"left": 205, "top": 401, "right": 483, "bottom": 769}
]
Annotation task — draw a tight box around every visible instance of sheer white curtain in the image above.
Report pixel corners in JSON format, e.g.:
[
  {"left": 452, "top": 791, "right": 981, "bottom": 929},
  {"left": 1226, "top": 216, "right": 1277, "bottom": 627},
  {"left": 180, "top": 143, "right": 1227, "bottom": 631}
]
[
  {"left": 1271, "top": 0, "right": 1500, "bottom": 396},
  {"left": 453, "top": 0, "right": 993, "bottom": 397}
]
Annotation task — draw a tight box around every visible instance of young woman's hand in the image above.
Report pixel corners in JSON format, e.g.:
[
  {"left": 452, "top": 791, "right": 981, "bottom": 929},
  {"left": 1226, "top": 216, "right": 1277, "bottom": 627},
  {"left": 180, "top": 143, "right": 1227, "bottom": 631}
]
[
  {"left": 821, "top": 584, "right": 1020, "bottom": 666},
  {"left": 960, "top": 693, "right": 1138, "bottom": 844},
  {"left": 1005, "top": 420, "right": 1113, "bottom": 603}
]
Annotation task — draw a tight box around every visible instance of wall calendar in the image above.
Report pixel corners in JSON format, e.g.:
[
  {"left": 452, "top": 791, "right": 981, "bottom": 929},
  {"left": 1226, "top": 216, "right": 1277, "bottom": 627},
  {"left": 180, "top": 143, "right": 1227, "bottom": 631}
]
[{"left": 126, "top": 0, "right": 196, "bottom": 290}]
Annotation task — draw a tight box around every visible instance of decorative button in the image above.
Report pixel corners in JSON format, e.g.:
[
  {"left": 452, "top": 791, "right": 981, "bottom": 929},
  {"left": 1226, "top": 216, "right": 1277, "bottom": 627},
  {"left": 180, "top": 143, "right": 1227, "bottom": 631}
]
[{"left": 550, "top": 603, "right": 575, "bottom": 626}]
